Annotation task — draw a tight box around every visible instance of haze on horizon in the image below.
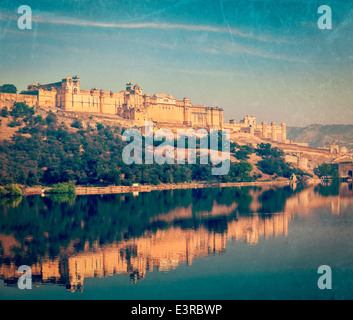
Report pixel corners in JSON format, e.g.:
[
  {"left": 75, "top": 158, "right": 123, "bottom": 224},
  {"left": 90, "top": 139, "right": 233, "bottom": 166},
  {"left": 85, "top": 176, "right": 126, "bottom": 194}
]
[{"left": 0, "top": 0, "right": 352, "bottom": 127}]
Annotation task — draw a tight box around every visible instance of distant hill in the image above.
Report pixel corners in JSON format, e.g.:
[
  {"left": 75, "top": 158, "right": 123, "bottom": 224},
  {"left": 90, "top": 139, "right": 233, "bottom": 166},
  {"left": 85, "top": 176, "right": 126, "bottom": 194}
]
[{"left": 287, "top": 124, "right": 353, "bottom": 150}]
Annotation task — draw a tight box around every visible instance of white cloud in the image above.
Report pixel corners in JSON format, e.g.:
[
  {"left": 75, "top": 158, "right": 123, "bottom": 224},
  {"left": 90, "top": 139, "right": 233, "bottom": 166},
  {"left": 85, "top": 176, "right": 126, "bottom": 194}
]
[
  {"left": 199, "top": 39, "right": 308, "bottom": 63},
  {"left": 30, "top": 12, "right": 286, "bottom": 43}
]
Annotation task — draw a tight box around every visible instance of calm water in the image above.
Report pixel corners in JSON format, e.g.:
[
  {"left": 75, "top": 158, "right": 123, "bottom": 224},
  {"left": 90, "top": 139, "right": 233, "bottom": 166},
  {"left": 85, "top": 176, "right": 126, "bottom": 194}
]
[{"left": 0, "top": 183, "right": 353, "bottom": 300}]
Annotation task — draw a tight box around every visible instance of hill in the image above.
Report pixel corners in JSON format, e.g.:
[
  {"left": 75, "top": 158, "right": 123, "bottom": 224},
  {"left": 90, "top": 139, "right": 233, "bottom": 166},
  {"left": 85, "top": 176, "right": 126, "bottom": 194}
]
[
  {"left": 0, "top": 103, "right": 308, "bottom": 187},
  {"left": 287, "top": 124, "right": 353, "bottom": 150}
]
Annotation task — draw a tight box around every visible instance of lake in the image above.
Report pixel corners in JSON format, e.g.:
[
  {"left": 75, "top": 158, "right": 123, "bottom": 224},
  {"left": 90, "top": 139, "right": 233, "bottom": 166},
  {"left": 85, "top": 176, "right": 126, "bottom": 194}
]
[{"left": 0, "top": 182, "right": 353, "bottom": 300}]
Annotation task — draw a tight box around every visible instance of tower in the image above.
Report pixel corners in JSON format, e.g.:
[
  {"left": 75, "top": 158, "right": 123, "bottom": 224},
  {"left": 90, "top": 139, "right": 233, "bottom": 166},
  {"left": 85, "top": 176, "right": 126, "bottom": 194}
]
[
  {"left": 271, "top": 122, "right": 276, "bottom": 141},
  {"left": 262, "top": 121, "right": 268, "bottom": 140},
  {"left": 281, "top": 122, "right": 286, "bottom": 143},
  {"left": 61, "top": 77, "right": 73, "bottom": 111},
  {"left": 99, "top": 89, "right": 105, "bottom": 113},
  {"left": 183, "top": 97, "right": 191, "bottom": 126},
  {"left": 126, "top": 82, "right": 133, "bottom": 91}
]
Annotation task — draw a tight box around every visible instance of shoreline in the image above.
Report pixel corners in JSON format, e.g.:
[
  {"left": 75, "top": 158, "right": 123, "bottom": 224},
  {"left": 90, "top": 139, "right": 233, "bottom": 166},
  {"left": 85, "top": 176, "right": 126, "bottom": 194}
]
[{"left": 22, "top": 180, "right": 300, "bottom": 197}]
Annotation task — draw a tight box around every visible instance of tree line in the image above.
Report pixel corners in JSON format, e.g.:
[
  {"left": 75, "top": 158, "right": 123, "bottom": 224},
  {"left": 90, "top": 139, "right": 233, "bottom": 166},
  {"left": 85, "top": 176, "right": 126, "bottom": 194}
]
[{"left": 0, "top": 102, "right": 258, "bottom": 188}]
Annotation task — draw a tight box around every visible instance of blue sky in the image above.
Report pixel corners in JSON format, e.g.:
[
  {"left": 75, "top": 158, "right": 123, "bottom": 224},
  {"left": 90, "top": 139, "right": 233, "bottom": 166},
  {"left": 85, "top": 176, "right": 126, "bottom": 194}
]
[{"left": 0, "top": 0, "right": 352, "bottom": 126}]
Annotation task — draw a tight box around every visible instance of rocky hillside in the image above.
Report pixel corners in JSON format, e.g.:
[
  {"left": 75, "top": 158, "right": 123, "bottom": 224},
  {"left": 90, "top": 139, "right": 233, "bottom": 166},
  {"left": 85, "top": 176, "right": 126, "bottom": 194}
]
[{"left": 287, "top": 124, "right": 353, "bottom": 150}]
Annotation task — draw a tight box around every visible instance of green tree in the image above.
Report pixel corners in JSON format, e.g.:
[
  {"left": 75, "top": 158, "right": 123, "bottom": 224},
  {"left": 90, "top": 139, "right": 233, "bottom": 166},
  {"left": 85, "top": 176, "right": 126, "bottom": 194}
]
[
  {"left": 96, "top": 123, "right": 104, "bottom": 130},
  {"left": 314, "top": 163, "right": 338, "bottom": 178},
  {"left": 0, "top": 186, "right": 7, "bottom": 197},
  {"left": 7, "top": 120, "right": 21, "bottom": 127},
  {"left": 46, "top": 111, "right": 57, "bottom": 125},
  {"left": 71, "top": 120, "right": 83, "bottom": 129},
  {"left": 26, "top": 171, "right": 39, "bottom": 186},
  {"left": 0, "top": 84, "right": 17, "bottom": 93},
  {"left": 316, "top": 163, "right": 331, "bottom": 177},
  {"left": 256, "top": 143, "right": 284, "bottom": 158},
  {"left": 45, "top": 182, "right": 76, "bottom": 194},
  {"left": 1, "top": 107, "right": 8, "bottom": 117},
  {"left": 10, "top": 102, "right": 34, "bottom": 118},
  {"left": 3, "top": 184, "right": 22, "bottom": 196},
  {"left": 34, "top": 115, "right": 46, "bottom": 125}
]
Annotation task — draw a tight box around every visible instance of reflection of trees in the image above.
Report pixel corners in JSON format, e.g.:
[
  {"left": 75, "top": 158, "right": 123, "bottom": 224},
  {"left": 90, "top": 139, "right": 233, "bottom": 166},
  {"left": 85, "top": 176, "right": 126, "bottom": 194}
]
[
  {"left": 0, "top": 184, "right": 312, "bottom": 267},
  {"left": 315, "top": 179, "right": 340, "bottom": 197},
  {"left": 47, "top": 193, "right": 76, "bottom": 204},
  {"left": 258, "top": 185, "right": 304, "bottom": 214},
  {"left": 231, "top": 187, "right": 254, "bottom": 214},
  {"left": 0, "top": 196, "right": 22, "bottom": 208}
]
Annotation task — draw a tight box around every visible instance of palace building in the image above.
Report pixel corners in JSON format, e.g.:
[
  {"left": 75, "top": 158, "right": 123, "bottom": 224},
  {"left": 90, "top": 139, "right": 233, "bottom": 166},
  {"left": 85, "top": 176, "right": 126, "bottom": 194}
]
[
  {"left": 224, "top": 115, "right": 288, "bottom": 143},
  {"left": 12, "top": 75, "right": 224, "bottom": 129},
  {"left": 0, "top": 75, "right": 288, "bottom": 142}
]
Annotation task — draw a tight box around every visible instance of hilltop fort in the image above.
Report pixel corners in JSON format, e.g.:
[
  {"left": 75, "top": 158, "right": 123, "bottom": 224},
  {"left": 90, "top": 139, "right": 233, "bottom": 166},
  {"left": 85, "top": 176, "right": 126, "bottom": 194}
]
[
  {"left": 0, "top": 75, "right": 288, "bottom": 143},
  {"left": 1, "top": 75, "right": 351, "bottom": 176}
]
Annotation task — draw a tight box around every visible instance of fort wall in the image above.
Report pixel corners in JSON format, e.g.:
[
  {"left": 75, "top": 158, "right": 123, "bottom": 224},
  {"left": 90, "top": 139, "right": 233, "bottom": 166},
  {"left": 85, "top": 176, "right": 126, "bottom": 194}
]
[
  {"left": 0, "top": 92, "right": 38, "bottom": 108},
  {"left": 2, "top": 76, "right": 275, "bottom": 140},
  {"left": 15, "top": 76, "right": 224, "bottom": 129},
  {"left": 225, "top": 115, "right": 287, "bottom": 143}
]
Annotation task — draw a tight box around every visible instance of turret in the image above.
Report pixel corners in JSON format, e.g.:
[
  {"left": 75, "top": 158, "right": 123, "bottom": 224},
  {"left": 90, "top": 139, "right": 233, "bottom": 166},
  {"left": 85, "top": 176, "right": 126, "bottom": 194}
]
[
  {"left": 183, "top": 97, "right": 191, "bottom": 126},
  {"left": 271, "top": 122, "right": 276, "bottom": 141},
  {"left": 262, "top": 121, "right": 268, "bottom": 140},
  {"left": 281, "top": 122, "right": 286, "bottom": 142},
  {"left": 126, "top": 82, "right": 133, "bottom": 91},
  {"left": 99, "top": 89, "right": 105, "bottom": 113}
]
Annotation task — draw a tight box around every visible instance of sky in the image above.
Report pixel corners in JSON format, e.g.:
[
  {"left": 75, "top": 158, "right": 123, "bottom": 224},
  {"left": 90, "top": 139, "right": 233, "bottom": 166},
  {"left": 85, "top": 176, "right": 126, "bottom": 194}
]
[{"left": 0, "top": 0, "right": 352, "bottom": 126}]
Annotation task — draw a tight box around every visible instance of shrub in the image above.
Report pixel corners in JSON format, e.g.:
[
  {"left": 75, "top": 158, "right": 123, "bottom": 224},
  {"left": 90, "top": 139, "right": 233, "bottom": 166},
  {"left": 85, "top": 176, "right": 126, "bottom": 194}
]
[
  {"left": 314, "top": 163, "right": 338, "bottom": 178},
  {"left": 0, "top": 186, "right": 7, "bottom": 197},
  {"left": 45, "top": 182, "right": 76, "bottom": 194},
  {"left": 0, "top": 84, "right": 17, "bottom": 93},
  {"left": 10, "top": 102, "right": 34, "bottom": 118},
  {"left": 256, "top": 143, "right": 284, "bottom": 158},
  {"left": 1, "top": 107, "right": 8, "bottom": 117},
  {"left": 71, "top": 120, "right": 83, "bottom": 129},
  {"left": 46, "top": 112, "right": 57, "bottom": 124},
  {"left": 7, "top": 120, "right": 21, "bottom": 127},
  {"left": 1, "top": 184, "right": 23, "bottom": 196},
  {"left": 34, "top": 115, "right": 46, "bottom": 125},
  {"left": 257, "top": 157, "right": 295, "bottom": 178}
]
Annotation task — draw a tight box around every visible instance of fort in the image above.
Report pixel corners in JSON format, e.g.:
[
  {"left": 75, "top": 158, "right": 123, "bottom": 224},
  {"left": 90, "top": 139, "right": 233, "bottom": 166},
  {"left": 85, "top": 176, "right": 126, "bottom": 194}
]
[
  {"left": 2, "top": 75, "right": 224, "bottom": 129},
  {"left": 224, "top": 115, "right": 288, "bottom": 143},
  {"left": 0, "top": 75, "right": 286, "bottom": 143},
  {"left": 1, "top": 75, "right": 351, "bottom": 173}
]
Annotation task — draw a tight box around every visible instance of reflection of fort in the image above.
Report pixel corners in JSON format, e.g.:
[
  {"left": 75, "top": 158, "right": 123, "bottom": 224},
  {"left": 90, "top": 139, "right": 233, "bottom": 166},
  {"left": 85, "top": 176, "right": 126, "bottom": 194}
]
[
  {"left": 284, "top": 183, "right": 353, "bottom": 215},
  {"left": 0, "top": 184, "right": 352, "bottom": 292},
  {"left": 0, "top": 213, "right": 289, "bottom": 292}
]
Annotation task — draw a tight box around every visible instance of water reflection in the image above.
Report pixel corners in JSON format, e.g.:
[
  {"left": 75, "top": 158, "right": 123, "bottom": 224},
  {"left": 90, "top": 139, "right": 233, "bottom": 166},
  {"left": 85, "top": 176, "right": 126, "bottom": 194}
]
[{"left": 0, "top": 183, "right": 352, "bottom": 292}]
